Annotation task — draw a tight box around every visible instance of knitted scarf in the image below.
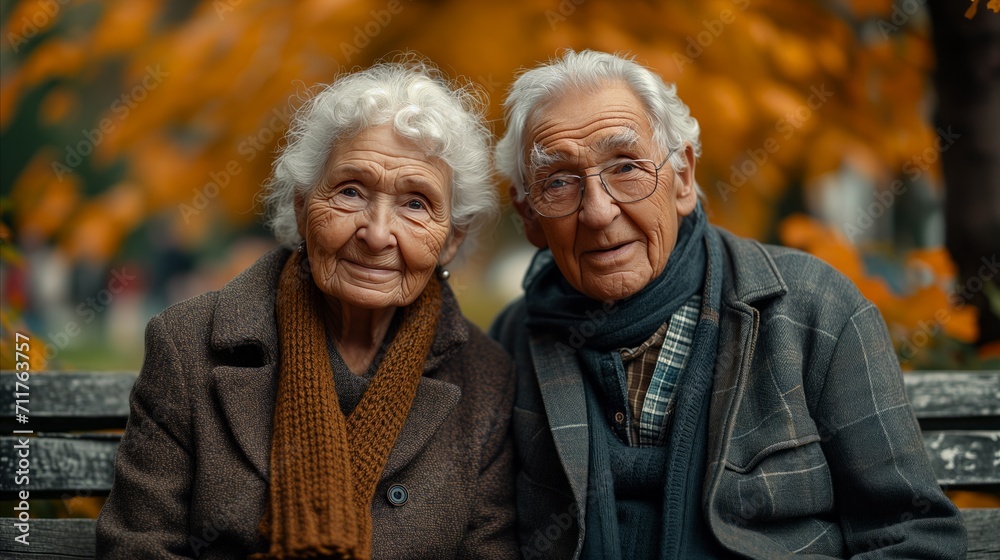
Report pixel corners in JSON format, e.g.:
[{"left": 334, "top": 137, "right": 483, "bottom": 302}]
[
  {"left": 524, "top": 203, "right": 708, "bottom": 351},
  {"left": 254, "top": 250, "right": 441, "bottom": 560},
  {"left": 523, "top": 203, "right": 708, "bottom": 424}
]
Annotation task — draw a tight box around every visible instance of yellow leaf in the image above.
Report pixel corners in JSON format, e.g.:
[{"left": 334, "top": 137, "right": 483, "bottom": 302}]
[{"left": 966, "top": 0, "right": 980, "bottom": 19}]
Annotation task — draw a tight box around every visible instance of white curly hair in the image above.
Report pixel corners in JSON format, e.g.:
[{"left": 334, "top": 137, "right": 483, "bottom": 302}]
[
  {"left": 263, "top": 58, "right": 497, "bottom": 253},
  {"left": 495, "top": 49, "right": 703, "bottom": 199}
]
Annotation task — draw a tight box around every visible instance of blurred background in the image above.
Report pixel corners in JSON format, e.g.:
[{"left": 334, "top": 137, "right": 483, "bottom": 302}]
[
  {"left": 1, "top": 0, "right": 999, "bottom": 370},
  {"left": 1, "top": 0, "right": 1000, "bottom": 523}
]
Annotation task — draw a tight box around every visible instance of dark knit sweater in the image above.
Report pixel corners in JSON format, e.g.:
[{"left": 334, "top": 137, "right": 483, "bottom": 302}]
[{"left": 581, "top": 233, "right": 734, "bottom": 560}]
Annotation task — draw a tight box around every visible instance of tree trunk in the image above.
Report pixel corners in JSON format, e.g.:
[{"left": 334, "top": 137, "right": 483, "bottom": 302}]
[{"left": 928, "top": 2, "right": 1000, "bottom": 347}]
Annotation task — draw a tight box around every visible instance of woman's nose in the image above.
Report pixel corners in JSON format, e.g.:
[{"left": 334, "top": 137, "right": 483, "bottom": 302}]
[{"left": 356, "top": 206, "right": 397, "bottom": 251}]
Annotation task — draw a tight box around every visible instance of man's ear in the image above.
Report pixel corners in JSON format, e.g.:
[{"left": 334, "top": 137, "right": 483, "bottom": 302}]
[
  {"left": 511, "top": 185, "right": 548, "bottom": 249},
  {"left": 673, "top": 143, "right": 699, "bottom": 217},
  {"left": 439, "top": 226, "right": 467, "bottom": 267}
]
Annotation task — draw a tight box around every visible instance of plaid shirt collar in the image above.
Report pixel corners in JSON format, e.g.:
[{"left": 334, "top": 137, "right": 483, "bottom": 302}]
[{"left": 620, "top": 294, "right": 702, "bottom": 447}]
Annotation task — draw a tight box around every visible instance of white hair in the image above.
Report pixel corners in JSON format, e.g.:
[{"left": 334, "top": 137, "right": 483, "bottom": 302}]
[
  {"left": 263, "top": 59, "right": 497, "bottom": 252},
  {"left": 496, "top": 49, "right": 703, "bottom": 199}
]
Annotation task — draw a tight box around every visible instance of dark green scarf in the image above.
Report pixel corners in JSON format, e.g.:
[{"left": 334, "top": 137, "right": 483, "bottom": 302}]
[{"left": 524, "top": 203, "right": 708, "bottom": 351}]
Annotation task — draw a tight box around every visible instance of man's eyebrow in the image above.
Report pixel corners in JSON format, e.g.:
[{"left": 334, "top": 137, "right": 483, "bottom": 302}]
[
  {"left": 529, "top": 128, "right": 641, "bottom": 173},
  {"left": 593, "top": 129, "right": 640, "bottom": 153},
  {"left": 530, "top": 144, "right": 562, "bottom": 171}
]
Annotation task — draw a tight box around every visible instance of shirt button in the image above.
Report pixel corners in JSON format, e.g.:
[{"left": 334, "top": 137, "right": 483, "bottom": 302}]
[
  {"left": 614, "top": 411, "right": 626, "bottom": 424},
  {"left": 387, "top": 484, "right": 408, "bottom": 506}
]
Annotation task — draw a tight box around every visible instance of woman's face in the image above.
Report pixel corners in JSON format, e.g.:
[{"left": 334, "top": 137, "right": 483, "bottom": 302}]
[{"left": 297, "top": 124, "right": 462, "bottom": 310}]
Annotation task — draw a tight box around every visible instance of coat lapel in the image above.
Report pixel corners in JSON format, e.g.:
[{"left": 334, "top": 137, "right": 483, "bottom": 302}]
[
  {"left": 704, "top": 229, "right": 788, "bottom": 517},
  {"left": 213, "top": 364, "right": 278, "bottom": 480},
  {"left": 207, "top": 247, "right": 467, "bottom": 483},
  {"left": 528, "top": 332, "right": 590, "bottom": 520},
  {"left": 382, "top": 377, "right": 461, "bottom": 479},
  {"left": 208, "top": 247, "right": 288, "bottom": 481}
]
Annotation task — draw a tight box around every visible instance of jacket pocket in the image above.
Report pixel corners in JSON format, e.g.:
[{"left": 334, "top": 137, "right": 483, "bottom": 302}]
[{"left": 720, "top": 435, "right": 835, "bottom": 524}]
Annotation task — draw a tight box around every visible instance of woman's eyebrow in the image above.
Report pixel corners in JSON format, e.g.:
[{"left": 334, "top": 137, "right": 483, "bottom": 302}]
[{"left": 330, "top": 163, "right": 373, "bottom": 177}]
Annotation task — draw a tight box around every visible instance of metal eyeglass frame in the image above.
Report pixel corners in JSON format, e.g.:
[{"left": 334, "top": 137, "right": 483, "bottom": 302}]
[{"left": 523, "top": 147, "right": 679, "bottom": 218}]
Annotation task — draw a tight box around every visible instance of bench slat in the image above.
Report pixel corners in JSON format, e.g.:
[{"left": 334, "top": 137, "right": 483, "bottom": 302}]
[
  {"left": 904, "top": 371, "right": 1000, "bottom": 420},
  {"left": 2, "top": 369, "right": 994, "bottom": 423},
  {"left": 1, "top": 510, "right": 995, "bottom": 559},
  {"left": 2, "top": 431, "right": 996, "bottom": 498},
  {"left": 965, "top": 507, "right": 1000, "bottom": 559},
  {"left": 922, "top": 431, "right": 1000, "bottom": 487},
  {"left": 1, "top": 435, "right": 119, "bottom": 499},
  {"left": 1, "top": 371, "right": 137, "bottom": 432},
  {"left": 0, "top": 517, "right": 95, "bottom": 558}
]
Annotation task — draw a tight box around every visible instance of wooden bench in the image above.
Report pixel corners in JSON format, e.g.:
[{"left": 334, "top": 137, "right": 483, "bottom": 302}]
[{"left": 2, "top": 370, "right": 998, "bottom": 558}]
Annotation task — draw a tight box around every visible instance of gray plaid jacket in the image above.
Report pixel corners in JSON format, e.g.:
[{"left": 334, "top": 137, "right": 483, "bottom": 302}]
[{"left": 491, "top": 227, "right": 966, "bottom": 560}]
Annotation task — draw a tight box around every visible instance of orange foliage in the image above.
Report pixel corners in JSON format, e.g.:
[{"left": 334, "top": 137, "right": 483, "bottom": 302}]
[
  {"left": 946, "top": 490, "right": 1000, "bottom": 508},
  {"left": 4, "top": 0, "right": 978, "bottom": 364},
  {"left": 780, "top": 214, "right": 979, "bottom": 360},
  {"left": 0, "top": 0, "right": 942, "bottom": 260}
]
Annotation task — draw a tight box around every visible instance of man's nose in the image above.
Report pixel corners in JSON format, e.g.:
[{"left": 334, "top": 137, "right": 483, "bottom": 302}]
[{"left": 577, "top": 175, "right": 619, "bottom": 228}]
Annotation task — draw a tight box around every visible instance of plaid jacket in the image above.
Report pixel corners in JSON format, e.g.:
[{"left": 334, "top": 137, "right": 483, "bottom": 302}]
[{"left": 491, "top": 227, "right": 966, "bottom": 560}]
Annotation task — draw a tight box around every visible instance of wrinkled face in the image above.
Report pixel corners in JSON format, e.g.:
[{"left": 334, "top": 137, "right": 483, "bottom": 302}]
[
  {"left": 518, "top": 83, "right": 698, "bottom": 301},
  {"left": 297, "top": 124, "right": 462, "bottom": 310}
]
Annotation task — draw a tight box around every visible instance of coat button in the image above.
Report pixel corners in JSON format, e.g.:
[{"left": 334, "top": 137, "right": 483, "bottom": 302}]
[
  {"left": 387, "top": 484, "right": 408, "bottom": 506},
  {"left": 614, "top": 411, "right": 626, "bottom": 424}
]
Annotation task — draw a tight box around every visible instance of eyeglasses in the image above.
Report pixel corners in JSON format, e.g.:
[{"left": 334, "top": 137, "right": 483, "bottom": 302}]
[{"left": 524, "top": 149, "right": 677, "bottom": 218}]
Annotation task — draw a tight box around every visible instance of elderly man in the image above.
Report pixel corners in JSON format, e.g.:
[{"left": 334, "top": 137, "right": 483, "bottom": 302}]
[{"left": 490, "top": 50, "right": 966, "bottom": 560}]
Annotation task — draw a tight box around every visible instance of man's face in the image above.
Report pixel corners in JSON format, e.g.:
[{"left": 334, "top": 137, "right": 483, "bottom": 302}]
[{"left": 516, "top": 83, "right": 698, "bottom": 301}]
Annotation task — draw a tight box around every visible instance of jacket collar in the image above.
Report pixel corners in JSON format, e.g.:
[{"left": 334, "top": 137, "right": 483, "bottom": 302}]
[
  {"left": 209, "top": 247, "right": 289, "bottom": 363},
  {"left": 209, "top": 246, "right": 467, "bottom": 481},
  {"left": 715, "top": 228, "right": 788, "bottom": 305}
]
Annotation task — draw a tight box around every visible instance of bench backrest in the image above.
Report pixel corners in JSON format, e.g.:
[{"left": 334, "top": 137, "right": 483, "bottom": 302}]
[{"left": 2, "top": 370, "right": 998, "bottom": 558}]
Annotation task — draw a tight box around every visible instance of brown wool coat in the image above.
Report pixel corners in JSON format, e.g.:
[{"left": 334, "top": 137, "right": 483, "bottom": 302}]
[{"left": 96, "top": 248, "right": 518, "bottom": 559}]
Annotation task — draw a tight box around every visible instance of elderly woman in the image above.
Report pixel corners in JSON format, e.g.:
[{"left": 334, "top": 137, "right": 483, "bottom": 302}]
[{"left": 97, "top": 62, "right": 517, "bottom": 559}]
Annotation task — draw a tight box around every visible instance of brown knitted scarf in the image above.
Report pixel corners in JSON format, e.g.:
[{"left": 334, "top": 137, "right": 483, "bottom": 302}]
[{"left": 254, "top": 250, "right": 441, "bottom": 560}]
